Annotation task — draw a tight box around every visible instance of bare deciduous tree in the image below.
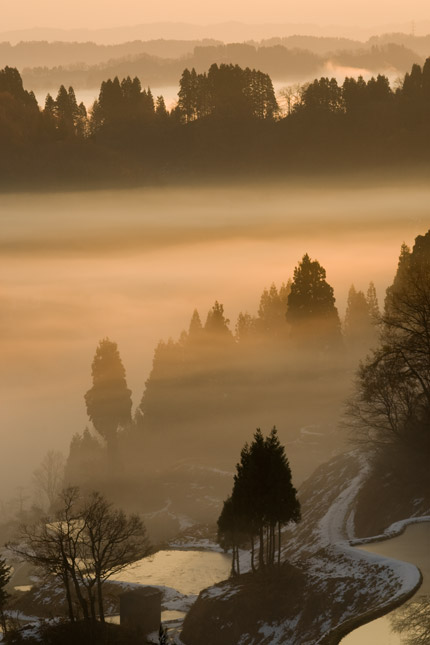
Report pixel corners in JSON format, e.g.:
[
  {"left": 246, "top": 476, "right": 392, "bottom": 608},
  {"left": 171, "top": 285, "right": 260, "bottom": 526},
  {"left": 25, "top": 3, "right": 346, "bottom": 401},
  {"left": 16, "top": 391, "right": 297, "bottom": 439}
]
[
  {"left": 278, "top": 83, "right": 302, "bottom": 116},
  {"left": 33, "top": 450, "right": 65, "bottom": 510},
  {"left": 347, "top": 230, "right": 430, "bottom": 452},
  {"left": 8, "top": 487, "right": 151, "bottom": 623}
]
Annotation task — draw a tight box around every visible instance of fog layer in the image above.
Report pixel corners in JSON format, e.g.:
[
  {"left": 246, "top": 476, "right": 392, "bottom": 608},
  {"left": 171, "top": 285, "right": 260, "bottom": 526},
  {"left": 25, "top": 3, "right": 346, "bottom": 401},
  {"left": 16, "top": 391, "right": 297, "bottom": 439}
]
[{"left": 0, "top": 180, "right": 426, "bottom": 497}]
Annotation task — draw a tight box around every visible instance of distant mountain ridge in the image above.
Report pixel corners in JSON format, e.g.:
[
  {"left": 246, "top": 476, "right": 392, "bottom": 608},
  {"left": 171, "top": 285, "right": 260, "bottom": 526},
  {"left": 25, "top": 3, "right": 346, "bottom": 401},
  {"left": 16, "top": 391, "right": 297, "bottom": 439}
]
[
  {"left": 1, "top": 33, "right": 428, "bottom": 71},
  {"left": 1, "top": 20, "right": 430, "bottom": 45},
  {"left": 8, "top": 40, "right": 424, "bottom": 94}
]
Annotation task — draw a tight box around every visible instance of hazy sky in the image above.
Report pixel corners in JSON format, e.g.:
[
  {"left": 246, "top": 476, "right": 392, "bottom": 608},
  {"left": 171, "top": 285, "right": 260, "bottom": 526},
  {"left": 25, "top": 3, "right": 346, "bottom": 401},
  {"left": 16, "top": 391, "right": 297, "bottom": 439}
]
[{"left": 3, "top": 0, "right": 429, "bottom": 31}]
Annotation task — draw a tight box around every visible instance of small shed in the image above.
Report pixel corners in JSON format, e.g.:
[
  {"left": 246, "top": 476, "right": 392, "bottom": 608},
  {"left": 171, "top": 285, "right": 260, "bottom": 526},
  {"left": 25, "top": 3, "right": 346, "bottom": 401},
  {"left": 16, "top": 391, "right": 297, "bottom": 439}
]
[{"left": 120, "top": 586, "right": 162, "bottom": 636}]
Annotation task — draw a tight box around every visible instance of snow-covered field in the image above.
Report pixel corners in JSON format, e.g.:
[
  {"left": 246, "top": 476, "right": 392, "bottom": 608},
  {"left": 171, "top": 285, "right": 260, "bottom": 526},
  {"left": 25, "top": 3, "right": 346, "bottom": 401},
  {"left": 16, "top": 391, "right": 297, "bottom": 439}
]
[
  {"left": 180, "top": 451, "right": 429, "bottom": 644},
  {"left": 3, "top": 451, "right": 428, "bottom": 644}
]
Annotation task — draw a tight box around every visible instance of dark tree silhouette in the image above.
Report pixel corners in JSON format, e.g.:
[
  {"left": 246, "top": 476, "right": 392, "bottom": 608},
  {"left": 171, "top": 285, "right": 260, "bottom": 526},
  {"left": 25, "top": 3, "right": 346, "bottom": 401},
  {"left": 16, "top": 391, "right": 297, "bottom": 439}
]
[
  {"left": 2, "top": 59, "right": 430, "bottom": 186},
  {"left": 8, "top": 487, "right": 150, "bottom": 623},
  {"left": 218, "top": 428, "right": 300, "bottom": 572},
  {"left": 348, "top": 230, "right": 430, "bottom": 452},
  {"left": 390, "top": 596, "right": 430, "bottom": 644},
  {"left": 77, "top": 491, "right": 151, "bottom": 622},
  {"left": 84, "top": 339, "right": 132, "bottom": 458},
  {"left": 217, "top": 496, "right": 248, "bottom": 576},
  {"left": 286, "top": 254, "right": 342, "bottom": 350},
  {"left": 178, "top": 63, "right": 278, "bottom": 121}
]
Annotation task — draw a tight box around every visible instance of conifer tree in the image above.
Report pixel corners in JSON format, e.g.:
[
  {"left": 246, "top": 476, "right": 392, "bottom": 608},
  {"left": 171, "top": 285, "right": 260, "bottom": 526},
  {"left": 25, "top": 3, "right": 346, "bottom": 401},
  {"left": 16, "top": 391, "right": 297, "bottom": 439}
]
[
  {"left": 155, "top": 96, "right": 168, "bottom": 121},
  {"left": 84, "top": 339, "right": 132, "bottom": 453},
  {"left": 218, "top": 428, "right": 300, "bottom": 572},
  {"left": 366, "top": 281, "right": 380, "bottom": 322},
  {"left": 344, "top": 285, "right": 376, "bottom": 350},
  {"left": 286, "top": 254, "right": 342, "bottom": 350},
  {"left": 204, "top": 301, "right": 231, "bottom": 337},
  {"left": 188, "top": 309, "right": 203, "bottom": 339},
  {"left": 235, "top": 311, "right": 257, "bottom": 343}
]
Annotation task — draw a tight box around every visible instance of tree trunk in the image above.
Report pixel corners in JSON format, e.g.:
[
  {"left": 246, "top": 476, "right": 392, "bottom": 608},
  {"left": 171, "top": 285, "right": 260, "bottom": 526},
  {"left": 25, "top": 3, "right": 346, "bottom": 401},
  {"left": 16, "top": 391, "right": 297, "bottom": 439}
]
[
  {"left": 271, "top": 524, "right": 276, "bottom": 566},
  {"left": 88, "top": 586, "right": 97, "bottom": 621},
  {"left": 63, "top": 571, "right": 75, "bottom": 622},
  {"left": 236, "top": 545, "right": 240, "bottom": 575},
  {"left": 230, "top": 546, "right": 237, "bottom": 577},
  {"left": 278, "top": 522, "right": 281, "bottom": 568},
  {"left": 69, "top": 568, "right": 89, "bottom": 620},
  {"left": 97, "top": 577, "right": 105, "bottom": 622},
  {"left": 259, "top": 525, "right": 265, "bottom": 569},
  {"left": 251, "top": 535, "right": 256, "bottom": 573},
  {"left": 0, "top": 609, "right": 7, "bottom": 636}
]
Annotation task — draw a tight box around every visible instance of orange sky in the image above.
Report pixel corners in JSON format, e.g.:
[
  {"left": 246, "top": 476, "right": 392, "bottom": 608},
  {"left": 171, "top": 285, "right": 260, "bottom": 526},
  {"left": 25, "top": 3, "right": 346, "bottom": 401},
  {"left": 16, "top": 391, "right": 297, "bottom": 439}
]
[{"left": 2, "top": 0, "right": 429, "bottom": 31}]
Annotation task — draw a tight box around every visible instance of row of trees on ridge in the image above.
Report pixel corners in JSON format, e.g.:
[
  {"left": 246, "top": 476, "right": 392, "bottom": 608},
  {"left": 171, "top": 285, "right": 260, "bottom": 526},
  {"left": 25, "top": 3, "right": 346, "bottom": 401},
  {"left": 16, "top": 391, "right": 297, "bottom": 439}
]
[{"left": 2, "top": 59, "right": 430, "bottom": 185}]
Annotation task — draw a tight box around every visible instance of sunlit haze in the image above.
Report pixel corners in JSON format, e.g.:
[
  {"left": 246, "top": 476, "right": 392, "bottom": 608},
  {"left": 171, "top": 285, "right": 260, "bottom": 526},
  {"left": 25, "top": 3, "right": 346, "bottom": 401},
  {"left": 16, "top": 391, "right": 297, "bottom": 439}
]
[
  {"left": 2, "top": 0, "right": 429, "bottom": 32},
  {"left": 1, "top": 3, "right": 430, "bottom": 642},
  {"left": 0, "top": 181, "right": 426, "bottom": 496}
]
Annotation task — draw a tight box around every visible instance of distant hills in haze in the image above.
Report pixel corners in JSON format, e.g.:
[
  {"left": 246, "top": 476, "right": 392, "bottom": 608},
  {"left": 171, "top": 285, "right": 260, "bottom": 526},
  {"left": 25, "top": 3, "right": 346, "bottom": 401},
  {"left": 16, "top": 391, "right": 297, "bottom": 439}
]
[
  {"left": 1, "top": 34, "right": 428, "bottom": 95},
  {"left": 1, "top": 20, "right": 430, "bottom": 45}
]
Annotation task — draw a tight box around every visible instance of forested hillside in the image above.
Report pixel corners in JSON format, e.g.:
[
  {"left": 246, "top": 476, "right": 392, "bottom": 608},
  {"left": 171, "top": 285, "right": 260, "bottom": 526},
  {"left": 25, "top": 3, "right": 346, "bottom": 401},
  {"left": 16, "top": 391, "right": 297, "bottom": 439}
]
[{"left": 1, "top": 58, "right": 430, "bottom": 187}]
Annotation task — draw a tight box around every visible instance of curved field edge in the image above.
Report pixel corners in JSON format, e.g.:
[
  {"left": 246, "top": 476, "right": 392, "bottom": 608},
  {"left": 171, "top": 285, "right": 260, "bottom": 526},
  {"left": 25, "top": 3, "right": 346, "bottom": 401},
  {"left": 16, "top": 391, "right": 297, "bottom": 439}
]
[
  {"left": 322, "top": 515, "right": 430, "bottom": 644},
  {"left": 180, "top": 451, "right": 429, "bottom": 645}
]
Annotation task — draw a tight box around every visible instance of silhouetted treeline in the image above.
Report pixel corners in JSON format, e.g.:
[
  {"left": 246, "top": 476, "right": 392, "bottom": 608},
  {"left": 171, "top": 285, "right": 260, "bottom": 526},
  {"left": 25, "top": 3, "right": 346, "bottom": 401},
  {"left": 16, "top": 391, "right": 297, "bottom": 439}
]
[
  {"left": 64, "top": 253, "right": 379, "bottom": 506},
  {"left": 2, "top": 59, "right": 430, "bottom": 187},
  {"left": 177, "top": 65, "right": 278, "bottom": 120}
]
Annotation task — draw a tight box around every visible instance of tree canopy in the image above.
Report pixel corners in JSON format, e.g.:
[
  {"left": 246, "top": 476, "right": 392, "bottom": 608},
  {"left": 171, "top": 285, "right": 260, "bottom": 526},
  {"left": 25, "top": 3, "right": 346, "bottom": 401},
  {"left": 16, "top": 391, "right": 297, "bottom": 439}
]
[
  {"left": 2, "top": 59, "right": 430, "bottom": 186},
  {"left": 348, "top": 229, "right": 430, "bottom": 453},
  {"left": 218, "top": 428, "right": 300, "bottom": 573},
  {"left": 286, "top": 254, "right": 342, "bottom": 350},
  {"left": 84, "top": 338, "right": 132, "bottom": 446},
  {"left": 8, "top": 487, "right": 150, "bottom": 623}
]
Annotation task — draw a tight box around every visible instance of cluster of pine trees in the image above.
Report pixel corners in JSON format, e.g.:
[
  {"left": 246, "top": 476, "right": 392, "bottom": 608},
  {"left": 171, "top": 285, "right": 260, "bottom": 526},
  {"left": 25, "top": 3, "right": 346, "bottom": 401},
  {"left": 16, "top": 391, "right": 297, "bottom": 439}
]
[
  {"left": 62, "top": 231, "right": 430, "bottom": 537},
  {"left": 1, "top": 58, "right": 430, "bottom": 185},
  {"left": 218, "top": 428, "right": 300, "bottom": 574},
  {"left": 178, "top": 64, "right": 278, "bottom": 121},
  {"left": 65, "top": 253, "right": 379, "bottom": 495}
]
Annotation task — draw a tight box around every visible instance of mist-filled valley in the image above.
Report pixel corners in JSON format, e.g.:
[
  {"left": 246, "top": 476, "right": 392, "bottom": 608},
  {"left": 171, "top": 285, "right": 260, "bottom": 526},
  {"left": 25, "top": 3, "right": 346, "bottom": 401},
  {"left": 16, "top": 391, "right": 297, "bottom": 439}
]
[
  {"left": 1, "top": 7, "right": 430, "bottom": 641},
  {"left": 1, "top": 181, "right": 425, "bottom": 508}
]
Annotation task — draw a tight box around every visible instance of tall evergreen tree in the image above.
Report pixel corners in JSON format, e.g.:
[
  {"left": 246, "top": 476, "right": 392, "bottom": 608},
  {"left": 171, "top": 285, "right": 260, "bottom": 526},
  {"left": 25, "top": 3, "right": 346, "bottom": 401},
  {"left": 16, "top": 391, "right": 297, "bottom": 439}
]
[
  {"left": 218, "top": 428, "right": 300, "bottom": 572},
  {"left": 366, "top": 281, "right": 380, "bottom": 323},
  {"left": 188, "top": 309, "right": 203, "bottom": 339},
  {"left": 235, "top": 311, "right": 257, "bottom": 343},
  {"left": 204, "top": 301, "right": 232, "bottom": 338},
  {"left": 257, "top": 282, "right": 290, "bottom": 337},
  {"left": 84, "top": 339, "right": 132, "bottom": 454},
  {"left": 155, "top": 95, "right": 168, "bottom": 121},
  {"left": 344, "top": 285, "right": 376, "bottom": 351},
  {"left": 286, "top": 254, "right": 342, "bottom": 350}
]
